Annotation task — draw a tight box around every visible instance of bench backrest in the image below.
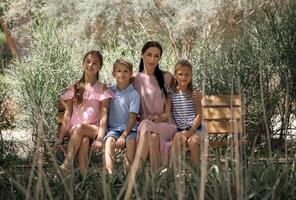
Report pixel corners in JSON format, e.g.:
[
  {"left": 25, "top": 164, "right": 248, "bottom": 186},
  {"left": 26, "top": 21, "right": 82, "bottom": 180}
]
[{"left": 202, "top": 95, "right": 244, "bottom": 146}]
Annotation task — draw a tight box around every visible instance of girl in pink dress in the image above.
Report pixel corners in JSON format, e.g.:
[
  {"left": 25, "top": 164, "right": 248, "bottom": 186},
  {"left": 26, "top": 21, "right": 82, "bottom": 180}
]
[
  {"left": 56, "top": 50, "right": 113, "bottom": 175},
  {"left": 131, "top": 41, "right": 176, "bottom": 170}
]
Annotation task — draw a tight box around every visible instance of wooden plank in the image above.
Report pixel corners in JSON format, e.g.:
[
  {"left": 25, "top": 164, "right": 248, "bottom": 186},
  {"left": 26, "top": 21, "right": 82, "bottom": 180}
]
[
  {"left": 209, "top": 140, "right": 249, "bottom": 146},
  {"left": 206, "top": 121, "right": 241, "bottom": 134},
  {"left": 203, "top": 107, "right": 241, "bottom": 120},
  {"left": 56, "top": 111, "right": 64, "bottom": 124},
  {"left": 203, "top": 95, "right": 241, "bottom": 107}
]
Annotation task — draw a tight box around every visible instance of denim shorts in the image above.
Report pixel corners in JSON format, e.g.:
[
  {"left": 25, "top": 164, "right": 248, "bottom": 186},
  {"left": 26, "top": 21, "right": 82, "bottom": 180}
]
[
  {"left": 177, "top": 123, "right": 203, "bottom": 132},
  {"left": 103, "top": 129, "right": 137, "bottom": 142}
]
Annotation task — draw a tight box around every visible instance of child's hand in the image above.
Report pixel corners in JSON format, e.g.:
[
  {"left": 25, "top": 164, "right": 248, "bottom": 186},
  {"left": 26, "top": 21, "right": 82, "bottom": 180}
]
[
  {"left": 116, "top": 135, "right": 126, "bottom": 149},
  {"left": 92, "top": 140, "right": 103, "bottom": 150},
  {"left": 183, "top": 130, "right": 194, "bottom": 138}
]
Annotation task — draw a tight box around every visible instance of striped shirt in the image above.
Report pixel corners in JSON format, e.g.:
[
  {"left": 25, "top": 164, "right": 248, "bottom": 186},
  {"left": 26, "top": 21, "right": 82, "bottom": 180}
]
[{"left": 169, "top": 88, "right": 196, "bottom": 130}]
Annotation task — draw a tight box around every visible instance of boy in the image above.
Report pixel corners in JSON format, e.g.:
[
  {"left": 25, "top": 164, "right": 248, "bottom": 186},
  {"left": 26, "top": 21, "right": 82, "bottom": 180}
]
[{"left": 104, "top": 58, "right": 140, "bottom": 175}]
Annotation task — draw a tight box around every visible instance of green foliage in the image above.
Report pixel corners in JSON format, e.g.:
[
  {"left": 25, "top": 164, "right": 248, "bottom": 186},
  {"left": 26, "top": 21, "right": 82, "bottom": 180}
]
[
  {"left": 1, "top": 157, "right": 296, "bottom": 199},
  {"left": 6, "top": 19, "right": 81, "bottom": 140},
  {"left": 0, "top": 74, "right": 14, "bottom": 130},
  {"left": 0, "top": 1, "right": 295, "bottom": 199}
]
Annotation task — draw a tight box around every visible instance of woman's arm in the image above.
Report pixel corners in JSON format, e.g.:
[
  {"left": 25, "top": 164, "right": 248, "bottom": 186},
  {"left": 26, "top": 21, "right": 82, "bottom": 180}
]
[
  {"left": 150, "top": 97, "right": 171, "bottom": 123},
  {"left": 186, "top": 90, "right": 202, "bottom": 137}
]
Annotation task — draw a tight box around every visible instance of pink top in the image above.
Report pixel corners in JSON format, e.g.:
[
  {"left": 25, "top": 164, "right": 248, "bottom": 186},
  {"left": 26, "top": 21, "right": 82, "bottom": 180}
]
[
  {"left": 133, "top": 72, "right": 176, "bottom": 165},
  {"left": 133, "top": 72, "right": 173, "bottom": 120},
  {"left": 61, "top": 81, "right": 114, "bottom": 131}
]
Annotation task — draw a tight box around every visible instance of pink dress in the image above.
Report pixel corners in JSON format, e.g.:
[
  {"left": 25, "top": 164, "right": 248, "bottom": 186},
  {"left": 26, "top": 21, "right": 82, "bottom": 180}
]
[
  {"left": 133, "top": 72, "right": 176, "bottom": 165},
  {"left": 61, "top": 81, "right": 114, "bottom": 136}
]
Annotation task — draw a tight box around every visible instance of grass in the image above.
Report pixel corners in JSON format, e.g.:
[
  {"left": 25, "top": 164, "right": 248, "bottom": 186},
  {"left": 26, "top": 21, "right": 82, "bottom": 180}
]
[
  {"left": 1, "top": 144, "right": 296, "bottom": 199},
  {"left": 1, "top": 1, "right": 296, "bottom": 199}
]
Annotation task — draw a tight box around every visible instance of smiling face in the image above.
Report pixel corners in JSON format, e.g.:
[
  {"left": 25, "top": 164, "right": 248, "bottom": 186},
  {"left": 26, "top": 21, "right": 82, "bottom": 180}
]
[
  {"left": 142, "top": 47, "right": 161, "bottom": 74},
  {"left": 174, "top": 65, "right": 193, "bottom": 90},
  {"left": 83, "top": 53, "right": 102, "bottom": 78},
  {"left": 113, "top": 63, "right": 132, "bottom": 85}
]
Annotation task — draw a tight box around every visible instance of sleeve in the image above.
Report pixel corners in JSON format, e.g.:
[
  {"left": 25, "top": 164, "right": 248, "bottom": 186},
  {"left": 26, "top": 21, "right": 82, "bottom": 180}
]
[
  {"left": 129, "top": 90, "right": 140, "bottom": 114},
  {"left": 87, "top": 88, "right": 114, "bottom": 101},
  {"left": 61, "top": 85, "right": 75, "bottom": 101}
]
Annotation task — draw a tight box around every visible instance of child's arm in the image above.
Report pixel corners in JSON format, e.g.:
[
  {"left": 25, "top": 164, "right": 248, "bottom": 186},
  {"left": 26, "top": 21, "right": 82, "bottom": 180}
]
[
  {"left": 93, "top": 85, "right": 110, "bottom": 149},
  {"left": 93, "top": 98, "right": 109, "bottom": 148},
  {"left": 185, "top": 90, "right": 203, "bottom": 138},
  {"left": 56, "top": 99, "right": 73, "bottom": 144},
  {"left": 116, "top": 112, "right": 137, "bottom": 148}
]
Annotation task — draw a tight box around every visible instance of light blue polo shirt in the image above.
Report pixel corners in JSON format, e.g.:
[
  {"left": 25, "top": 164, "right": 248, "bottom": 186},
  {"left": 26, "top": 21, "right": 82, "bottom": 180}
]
[{"left": 108, "top": 84, "right": 140, "bottom": 131}]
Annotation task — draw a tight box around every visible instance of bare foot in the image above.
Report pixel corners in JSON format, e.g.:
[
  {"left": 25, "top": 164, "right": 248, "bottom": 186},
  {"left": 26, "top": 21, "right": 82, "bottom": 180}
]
[{"left": 59, "top": 165, "right": 68, "bottom": 177}]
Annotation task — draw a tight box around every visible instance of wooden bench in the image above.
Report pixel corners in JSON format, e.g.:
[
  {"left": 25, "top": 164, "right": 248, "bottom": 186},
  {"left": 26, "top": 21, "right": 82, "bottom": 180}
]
[
  {"left": 200, "top": 95, "right": 248, "bottom": 200},
  {"left": 55, "top": 95, "right": 248, "bottom": 152},
  {"left": 202, "top": 95, "right": 248, "bottom": 147},
  {"left": 55, "top": 99, "right": 69, "bottom": 153}
]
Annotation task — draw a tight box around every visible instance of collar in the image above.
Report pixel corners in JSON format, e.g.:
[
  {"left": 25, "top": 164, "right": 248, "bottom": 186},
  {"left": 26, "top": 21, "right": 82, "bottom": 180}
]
[{"left": 111, "top": 84, "right": 134, "bottom": 94}]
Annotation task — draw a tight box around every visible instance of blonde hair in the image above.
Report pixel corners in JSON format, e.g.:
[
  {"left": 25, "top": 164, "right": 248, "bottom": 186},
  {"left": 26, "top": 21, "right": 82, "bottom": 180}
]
[
  {"left": 113, "top": 58, "right": 133, "bottom": 72},
  {"left": 171, "top": 59, "right": 194, "bottom": 93}
]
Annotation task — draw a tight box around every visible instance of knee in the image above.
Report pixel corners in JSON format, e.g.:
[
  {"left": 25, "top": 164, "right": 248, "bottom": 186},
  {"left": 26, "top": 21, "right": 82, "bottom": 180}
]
[
  {"left": 150, "top": 133, "right": 160, "bottom": 143},
  {"left": 81, "top": 137, "right": 90, "bottom": 146},
  {"left": 106, "top": 137, "right": 116, "bottom": 147},
  {"left": 173, "top": 133, "right": 186, "bottom": 144},
  {"left": 173, "top": 133, "right": 182, "bottom": 141},
  {"left": 188, "top": 136, "right": 200, "bottom": 148},
  {"left": 72, "top": 124, "right": 83, "bottom": 136}
]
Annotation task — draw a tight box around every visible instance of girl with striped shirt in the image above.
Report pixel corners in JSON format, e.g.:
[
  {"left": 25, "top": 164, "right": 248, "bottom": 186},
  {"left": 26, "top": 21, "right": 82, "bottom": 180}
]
[{"left": 170, "top": 59, "right": 203, "bottom": 168}]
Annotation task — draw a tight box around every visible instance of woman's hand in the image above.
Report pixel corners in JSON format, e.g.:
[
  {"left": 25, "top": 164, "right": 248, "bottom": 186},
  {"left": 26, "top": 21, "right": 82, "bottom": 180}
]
[
  {"left": 192, "top": 90, "right": 202, "bottom": 102},
  {"left": 148, "top": 115, "right": 160, "bottom": 123}
]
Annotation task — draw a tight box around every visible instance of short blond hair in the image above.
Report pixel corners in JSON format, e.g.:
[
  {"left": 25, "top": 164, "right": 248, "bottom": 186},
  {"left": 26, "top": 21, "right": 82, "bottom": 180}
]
[{"left": 113, "top": 58, "right": 133, "bottom": 72}]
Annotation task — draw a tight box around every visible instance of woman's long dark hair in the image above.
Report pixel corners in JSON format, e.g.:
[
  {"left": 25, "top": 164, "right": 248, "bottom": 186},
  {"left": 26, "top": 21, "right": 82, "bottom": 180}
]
[
  {"left": 139, "top": 41, "right": 167, "bottom": 97},
  {"left": 74, "top": 50, "right": 103, "bottom": 105}
]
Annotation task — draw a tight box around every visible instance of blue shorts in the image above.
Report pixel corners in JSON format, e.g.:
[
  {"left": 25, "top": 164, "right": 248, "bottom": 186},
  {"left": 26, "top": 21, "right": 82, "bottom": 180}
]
[
  {"left": 177, "top": 123, "right": 203, "bottom": 132},
  {"left": 103, "top": 129, "right": 137, "bottom": 142}
]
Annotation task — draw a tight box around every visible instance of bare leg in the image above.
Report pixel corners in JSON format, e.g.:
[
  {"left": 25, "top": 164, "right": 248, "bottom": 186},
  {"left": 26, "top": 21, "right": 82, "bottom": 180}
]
[
  {"left": 188, "top": 134, "right": 201, "bottom": 167},
  {"left": 61, "top": 124, "right": 99, "bottom": 171},
  {"left": 125, "top": 139, "right": 136, "bottom": 171},
  {"left": 171, "top": 132, "right": 187, "bottom": 200},
  {"left": 149, "top": 133, "right": 160, "bottom": 172},
  {"left": 105, "top": 137, "right": 116, "bottom": 175},
  {"left": 77, "top": 136, "right": 90, "bottom": 175},
  {"left": 125, "top": 132, "right": 149, "bottom": 199}
]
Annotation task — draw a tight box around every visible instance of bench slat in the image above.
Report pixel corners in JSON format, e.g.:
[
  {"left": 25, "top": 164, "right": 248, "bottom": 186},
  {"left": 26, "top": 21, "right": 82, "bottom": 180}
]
[
  {"left": 203, "top": 95, "right": 241, "bottom": 107},
  {"left": 203, "top": 107, "right": 241, "bottom": 120},
  {"left": 57, "top": 111, "right": 64, "bottom": 124},
  {"left": 209, "top": 140, "right": 249, "bottom": 146},
  {"left": 57, "top": 99, "right": 65, "bottom": 112},
  {"left": 206, "top": 121, "right": 241, "bottom": 134}
]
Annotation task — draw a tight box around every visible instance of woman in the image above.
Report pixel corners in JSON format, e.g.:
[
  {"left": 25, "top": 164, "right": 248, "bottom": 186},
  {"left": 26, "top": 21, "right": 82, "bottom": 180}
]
[{"left": 132, "top": 41, "right": 176, "bottom": 171}]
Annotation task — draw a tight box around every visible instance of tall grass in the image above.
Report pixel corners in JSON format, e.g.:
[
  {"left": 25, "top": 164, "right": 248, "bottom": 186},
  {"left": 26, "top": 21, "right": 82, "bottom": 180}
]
[{"left": 1, "top": 0, "right": 296, "bottom": 199}]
